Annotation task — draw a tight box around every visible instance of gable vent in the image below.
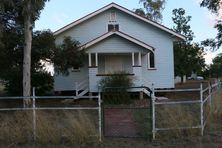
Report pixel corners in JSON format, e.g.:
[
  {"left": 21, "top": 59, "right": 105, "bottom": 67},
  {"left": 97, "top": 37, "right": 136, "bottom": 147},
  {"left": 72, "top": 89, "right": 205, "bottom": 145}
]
[{"left": 109, "top": 11, "right": 116, "bottom": 22}]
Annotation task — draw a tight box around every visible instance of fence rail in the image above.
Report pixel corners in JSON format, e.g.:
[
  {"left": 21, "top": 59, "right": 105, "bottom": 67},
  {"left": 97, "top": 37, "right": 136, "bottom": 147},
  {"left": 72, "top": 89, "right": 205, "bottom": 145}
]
[
  {"left": 151, "top": 79, "right": 222, "bottom": 140},
  {"left": 0, "top": 90, "right": 102, "bottom": 142},
  {"left": 155, "top": 88, "right": 200, "bottom": 92},
  {"left": 0, "top": 79, "right": 221, "bottom": 141}
]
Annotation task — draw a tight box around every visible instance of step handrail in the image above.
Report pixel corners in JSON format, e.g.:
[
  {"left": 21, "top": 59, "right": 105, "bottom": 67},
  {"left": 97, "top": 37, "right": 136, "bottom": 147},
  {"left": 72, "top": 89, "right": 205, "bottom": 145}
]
[{"left": 75, "top": 79, "right": 89, "bottom": 96}]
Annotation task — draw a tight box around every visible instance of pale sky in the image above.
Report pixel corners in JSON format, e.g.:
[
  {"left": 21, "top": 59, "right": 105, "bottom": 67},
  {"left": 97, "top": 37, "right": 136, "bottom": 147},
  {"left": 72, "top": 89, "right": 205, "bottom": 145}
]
[{"left": 34, "top": 0, "right": 222, "bottom": 65}]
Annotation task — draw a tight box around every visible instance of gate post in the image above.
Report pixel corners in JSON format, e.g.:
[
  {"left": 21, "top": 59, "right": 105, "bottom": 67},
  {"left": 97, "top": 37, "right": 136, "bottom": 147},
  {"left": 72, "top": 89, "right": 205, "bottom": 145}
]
[
  {"left": 200, "top": 83, "right": 204, "bottom": 136},
  {"left": 98, "top": 92, "right": 102, "bottom": 142},
  {"left": 32, "top": 87, "right": 36, "bottom": 141},
  {"left": 208, "top": 82, "right": 212, "bottom": 107},
  {"left": 151, "top": 83, "right": 156, "bottom": 140}
]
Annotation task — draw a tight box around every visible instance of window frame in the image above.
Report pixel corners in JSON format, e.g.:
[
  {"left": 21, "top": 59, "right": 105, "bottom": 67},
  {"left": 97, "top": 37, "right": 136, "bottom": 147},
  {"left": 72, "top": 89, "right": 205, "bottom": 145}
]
[
  {"left": 147, "top": 52, "right": 156, "bottom": 70},
  {"left": 107, "top": 23, "right": 119, "bottom": 32}
]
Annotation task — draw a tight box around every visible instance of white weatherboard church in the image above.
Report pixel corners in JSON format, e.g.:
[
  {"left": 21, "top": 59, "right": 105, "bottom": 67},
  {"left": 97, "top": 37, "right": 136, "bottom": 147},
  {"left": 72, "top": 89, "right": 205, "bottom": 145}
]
[{"left": 53, "top": 3, "right": 185, "bottom": 96}]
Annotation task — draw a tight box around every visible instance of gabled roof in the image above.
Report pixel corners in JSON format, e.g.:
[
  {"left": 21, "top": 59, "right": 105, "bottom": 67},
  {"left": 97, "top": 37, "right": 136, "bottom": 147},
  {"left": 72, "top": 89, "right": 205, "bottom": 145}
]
[
  {"left": 81, "top": 30, "right": 155, "bottom": 51},
  {"left": 54, "top": 3, "right": 185, "bottom": 40}
]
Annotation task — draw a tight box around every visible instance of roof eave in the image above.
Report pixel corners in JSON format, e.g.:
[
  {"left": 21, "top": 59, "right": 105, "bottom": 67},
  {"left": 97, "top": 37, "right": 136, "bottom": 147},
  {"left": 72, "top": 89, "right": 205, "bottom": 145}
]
[
  {"left": 53, "top": 3, "right": 185, "bottom": 40},
  {"left": 81, "top": 31, "right": 155, "bottom": 52}
]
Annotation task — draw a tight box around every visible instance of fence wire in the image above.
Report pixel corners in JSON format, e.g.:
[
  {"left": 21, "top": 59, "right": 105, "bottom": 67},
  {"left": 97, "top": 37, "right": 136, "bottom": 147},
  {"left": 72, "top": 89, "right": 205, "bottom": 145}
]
[{"left": 103, "top": 106, "right": 151, "bottom": 138}]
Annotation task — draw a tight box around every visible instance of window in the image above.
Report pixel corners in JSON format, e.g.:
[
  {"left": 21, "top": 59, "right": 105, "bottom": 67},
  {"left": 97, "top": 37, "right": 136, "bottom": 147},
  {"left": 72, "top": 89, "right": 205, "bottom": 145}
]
[
  {"left": 108, "top": 24, "right": 119, "bottom": 31},
  {"left": 108, "top": 24, "right": 114, "bottom": 31},
  {"left": 114, "top": 24, "right": 119, "bottom": 31},
  {"left": 148, "top": 52, "right": 155, "bottom": 69},
  {"left": 109, "top": 11, "right": 116, "bottom": 22}
]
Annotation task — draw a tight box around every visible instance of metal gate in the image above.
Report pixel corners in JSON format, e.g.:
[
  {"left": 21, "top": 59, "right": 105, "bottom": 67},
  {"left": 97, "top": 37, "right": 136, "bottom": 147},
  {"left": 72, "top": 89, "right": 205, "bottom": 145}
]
[{"left": 103, "top": 100, "right": 152, "bottom": 138}]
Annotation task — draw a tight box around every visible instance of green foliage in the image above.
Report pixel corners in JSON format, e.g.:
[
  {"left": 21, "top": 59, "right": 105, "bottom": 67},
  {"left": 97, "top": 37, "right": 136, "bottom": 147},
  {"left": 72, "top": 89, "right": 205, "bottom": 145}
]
[
  {"left": 21, "top": 0, "right": 49, "bottom": 23},
  {"left": 172, "top": 8, "right": 206, "bottom": 79},
  {"left": 0, "top": 28, "right": 55, "bottom": 95},
  {"left": 0, "top": 0, "right": 53, "bottom": 96},
  {"left": 134, "top": 8, "right": 146, "bottom": 17},
  {"left": 138, "top": 0, "right": 166, "bottom": 22},
  {"left": 174, "top": 42, "right": 206, "bottom": 77},
  {"left": 209, "top": 53, "right": 222, "bottom": 77},
  {"left": 53, "top": 36, "right": 85, "bottom": 75},
  {"left": 201, "top": 23, "right": 222, "bottom": 50},
  {"left": 172, "top": 8, "right": 194, "bottom": 43},
  {"left": 31, "top": 71, "right": 53, "bottom": 95},
  {"left": 0, "top": 0, "right": 84, "bottom": 95},
  {"left": 200, "top": 0, "right": 222, "bottom": 14},
  {"left": 200, "top": 0, "right": 222, "bottom": 50},
  {"left": 99, "top": 71, "right": 133, "bottom": 104}
]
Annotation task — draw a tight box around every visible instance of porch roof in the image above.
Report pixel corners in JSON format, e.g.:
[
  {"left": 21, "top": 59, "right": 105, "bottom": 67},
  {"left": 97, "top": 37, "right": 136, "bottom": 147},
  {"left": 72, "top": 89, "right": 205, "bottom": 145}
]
[{"left": 80, "top": 31, "right": 155, "bottom": 52}]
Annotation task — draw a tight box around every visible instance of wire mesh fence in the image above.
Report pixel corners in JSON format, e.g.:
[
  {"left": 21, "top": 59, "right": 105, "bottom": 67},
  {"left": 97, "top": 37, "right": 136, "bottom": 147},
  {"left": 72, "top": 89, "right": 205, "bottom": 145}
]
[
  {"left": 0, "top": 110, "right": 99, "bottom": 144},
  {"left": 103, "top": 106, "right": 151, "bottom": 138},
  {"left": 152, "top": 79, "right": 222, "bottom": 139},
  {"left": 101, "top": 87, "right": 152, "bottom": 138},
  {"left": 0, "top": 91, "right": 102, "bottom": 144}
]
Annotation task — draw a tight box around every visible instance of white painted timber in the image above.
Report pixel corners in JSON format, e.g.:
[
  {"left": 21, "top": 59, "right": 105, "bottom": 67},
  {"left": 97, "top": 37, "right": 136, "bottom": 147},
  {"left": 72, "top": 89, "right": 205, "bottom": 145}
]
[{"left": 54, "top": 4, "right": 181, "bottom": 92}]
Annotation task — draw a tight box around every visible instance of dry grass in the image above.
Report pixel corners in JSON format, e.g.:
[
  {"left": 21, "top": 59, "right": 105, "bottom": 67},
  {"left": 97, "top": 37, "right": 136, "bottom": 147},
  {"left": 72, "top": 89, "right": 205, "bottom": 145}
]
[
  {"left": 155, "top": 88, "right": 222, "bottom": 141},
  {"left": 155, "top": 103, "right": 200, "bottom": 139},
  {"left": 0, "top": 110, "right": 98, "bottom": 146},
  {"left": 0, "top": 80, "right": 220, "bottom": 147},
  {"left": 0, "top": 111, "right": 33, "bottom": 145},
  {"left": 209, "top": 90, "right": 222, "bottom": 115}
]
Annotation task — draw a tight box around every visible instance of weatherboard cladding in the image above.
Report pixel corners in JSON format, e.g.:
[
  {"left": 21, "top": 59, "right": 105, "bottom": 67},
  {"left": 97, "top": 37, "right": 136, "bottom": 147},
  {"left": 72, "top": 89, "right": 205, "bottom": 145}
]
[
  {"left": 54, "top": 3, "right": 178, "bottom": 91},
  {"left": 82, "top": 31, "right": 155, "bottom": 52},
  {"left": 54, "top": 58, "right": 88, "bottom": 91},
  {"left": 84, "top": 35, "right": 150, "bottom": 54},
  {"left": 54, "top": 3, "right": 185, "bottom": 40}
]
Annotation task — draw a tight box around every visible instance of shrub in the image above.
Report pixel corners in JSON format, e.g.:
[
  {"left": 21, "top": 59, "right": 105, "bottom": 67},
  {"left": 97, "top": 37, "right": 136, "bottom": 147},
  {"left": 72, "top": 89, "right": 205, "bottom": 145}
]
[{"left": 99, "top": 71, "right": 133, "bottom": 104}]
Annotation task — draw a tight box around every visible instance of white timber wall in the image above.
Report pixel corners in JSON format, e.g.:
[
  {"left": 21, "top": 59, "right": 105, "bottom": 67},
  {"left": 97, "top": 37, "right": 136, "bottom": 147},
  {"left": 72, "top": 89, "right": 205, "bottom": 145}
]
[
  {"left": 54, "top": 58, "right": 89, "bottom": 91},
  {"left": 54, "top": 7, "right": 176, "bottom": 91}
]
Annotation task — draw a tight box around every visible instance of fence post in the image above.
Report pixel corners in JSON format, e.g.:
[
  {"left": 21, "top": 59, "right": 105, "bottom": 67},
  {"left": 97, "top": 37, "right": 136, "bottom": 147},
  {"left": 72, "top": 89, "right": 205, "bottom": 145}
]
[
  {"left": 200, "top": 83, "right": 204, "bottom": 136},
  {"left": 208, "top": 82, "right": 212, "bottom": 107},
  {"left": 151, "top": 83, "right": 156, "bottom": 140},
  {"left": 220, "top": 79, "right": 222, "bottom": 89},
  {"left": 217, "top": 79, "right": 221, "bottom": 90},
  {"left": 215, "top": 79, "right": 219, "bottom": 90},
  {"left": 75, "top": 82, "right": 78, "bottom": 96},
  {"left": 98, "top": 92, "right": 102, "bottom": 142},
  {"left": 32, "top": 87, "right": 36, "bottom": 141}
]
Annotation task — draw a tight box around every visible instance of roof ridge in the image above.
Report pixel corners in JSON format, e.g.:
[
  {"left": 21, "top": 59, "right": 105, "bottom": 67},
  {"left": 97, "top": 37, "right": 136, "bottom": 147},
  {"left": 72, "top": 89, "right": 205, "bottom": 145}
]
[{"left": 53, "top": 3, "right": 185, "bottom": 40}]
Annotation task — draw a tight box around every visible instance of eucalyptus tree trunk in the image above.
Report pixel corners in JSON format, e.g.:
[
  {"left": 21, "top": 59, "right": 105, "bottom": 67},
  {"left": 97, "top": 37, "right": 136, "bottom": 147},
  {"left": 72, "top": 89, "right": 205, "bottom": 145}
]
[
  {"left": 23, "top": 0, "right": 32, "bottom": 107},
  {"left": 0, "top": 6, "right": 3, "bottom": 46}
]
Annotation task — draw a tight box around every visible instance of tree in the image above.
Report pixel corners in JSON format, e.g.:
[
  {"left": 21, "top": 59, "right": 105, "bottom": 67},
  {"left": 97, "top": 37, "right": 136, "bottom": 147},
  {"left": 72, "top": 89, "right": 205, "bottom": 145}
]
[
  {"left": 172, "top": 8, "right": 206, "bottom": 82},
  {"left": 201, "top": 0, "right": 222, "bottom": 50},
  {"left": 135, "top": 0, "right": 166, "bottom": 22},
  {"left": 209, "top": 53, "right": 222, "bottom": 77},
  {"left": 200, "top": 0, "right": 222, "bottom": 14},
  {"left": 134, "top": 8, "right": 146, "bottom": 17},
  {"left": 21, "top": 0, "right": 49, "bottom": 106},
  {"left": 53, "top": 36, "right": 85, "bottom": 75},
  {"left": 0, "top": 28, "right": 55, "bottom": 96},
  {"left": 0, "top": 1, "right": 84, "bottom": 97}
]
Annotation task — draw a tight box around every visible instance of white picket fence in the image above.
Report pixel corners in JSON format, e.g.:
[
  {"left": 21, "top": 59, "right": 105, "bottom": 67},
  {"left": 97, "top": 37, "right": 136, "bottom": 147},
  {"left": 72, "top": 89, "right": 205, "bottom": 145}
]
[
  {"left": 0, "top": 90, "right": 102, "bottom": 142},
  {"left": 151, "top": 79, "right": 222, "bottom": 139}
]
